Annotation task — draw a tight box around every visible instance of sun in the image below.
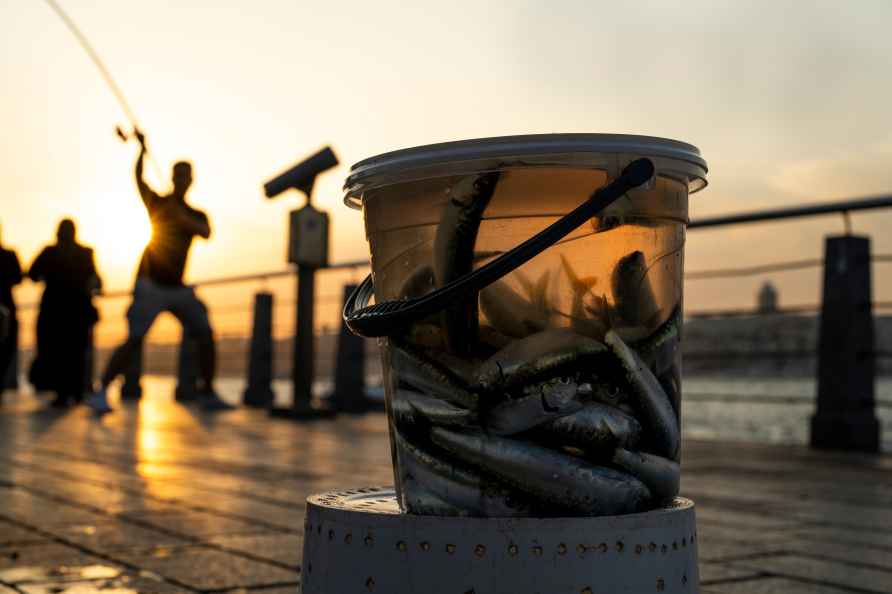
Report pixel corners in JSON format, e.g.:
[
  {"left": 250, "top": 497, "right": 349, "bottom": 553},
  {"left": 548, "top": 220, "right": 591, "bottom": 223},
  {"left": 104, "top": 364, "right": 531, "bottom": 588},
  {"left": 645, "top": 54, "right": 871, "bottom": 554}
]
[{"left": 82, "top": 197, "right": 152, "bottom": 274}]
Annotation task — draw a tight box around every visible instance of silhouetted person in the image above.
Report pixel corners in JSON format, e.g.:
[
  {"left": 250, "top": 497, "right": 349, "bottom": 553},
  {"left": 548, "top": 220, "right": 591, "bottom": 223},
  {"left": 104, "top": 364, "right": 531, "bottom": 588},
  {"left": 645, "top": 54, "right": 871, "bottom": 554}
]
[
  {"left": 0, "top": 225, "right": 23, "bottom": 402},
  {"left": 87, "top": 130, "right": 230, "bottom": 413},
  {"left": 28, "top": 219, "right": 101, "bottom": 407}
]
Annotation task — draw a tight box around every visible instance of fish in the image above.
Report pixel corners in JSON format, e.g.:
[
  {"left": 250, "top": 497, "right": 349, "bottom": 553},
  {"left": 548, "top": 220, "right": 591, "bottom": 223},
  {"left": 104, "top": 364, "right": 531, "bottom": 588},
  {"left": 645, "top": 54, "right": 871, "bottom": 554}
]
[
  {"left": 394, "top": 430, "right": 533, "bottom": 517},
  {"left": 391, "top": 343, "right": 478, "bottom": 410},
  {"left": 483, "top": 377, "right": 583, "bottom": 436},
  {"left": 611, "top": 250, "right": 659, "bottom": 328},
  {"left": 605, "top": 330, "right": 680, "bottom": 460},
  {"left": 390, "top": 392, "right": 417, "bottom": 427},
  {"left": 587, "top": 381, "right": 628, "bottom": 407},
  {"left": 402, "top": 322, "right": 446, "bottom": 349},
  {"left": 634, "top": 306, "right": 681, "bottom": 377},
  {"left": 479, "top": 279, "right": 549, "bottom": 338},
  {"left": 658, "top": 364, "right": 682, "bottom": 421},
  {"left": 433, "top": 171, "right": 501, "bottom": 354},
  {"left": 476, "top": 329, "right": 607, "bottom": 392},
  {"left": 560, "top": 254, "right": 608, "bottom": 339},
  {"left": 612, "top": 448, "right": 680, "bottom": 505},
  {"left": 532, "top": 402, "right": 641, "bottom": 454},
  {"left": 397, "top": 389, "right": 477, "bottom": 428},
  {"left": 401, "top": 482, "right": 469, "bottom": 516},
  {"left": 431, "top": 428, "right": 651, "bottom": 515},
  {"left": 477, "top": 323, "right": 514, "bottom": 350},
  {"left": 399, "top": 264, "right": 436, "bottom": 300}
]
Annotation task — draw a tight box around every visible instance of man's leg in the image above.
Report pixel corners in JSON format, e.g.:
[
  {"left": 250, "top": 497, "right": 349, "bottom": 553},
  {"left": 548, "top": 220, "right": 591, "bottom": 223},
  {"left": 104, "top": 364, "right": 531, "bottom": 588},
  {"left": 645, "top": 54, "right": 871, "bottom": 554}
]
[
  {"left": 197, "top": 330, "right": 216, "bottom": 393},
  {"left": 87, "top": 281, "right": 161, "bottom": 413},
  {"left": 169, "top": 288, "right": 230, "bottom": 410},
  {"left": 99, "top": 337, "right": 142, "bottom": 389}
]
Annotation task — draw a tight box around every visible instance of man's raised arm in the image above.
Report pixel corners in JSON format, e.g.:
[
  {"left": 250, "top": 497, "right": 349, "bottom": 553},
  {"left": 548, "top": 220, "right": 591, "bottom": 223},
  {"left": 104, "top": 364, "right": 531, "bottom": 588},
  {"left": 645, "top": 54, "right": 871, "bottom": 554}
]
[{"left": 134, "top": 130, "right": 158, "bottom": 205}]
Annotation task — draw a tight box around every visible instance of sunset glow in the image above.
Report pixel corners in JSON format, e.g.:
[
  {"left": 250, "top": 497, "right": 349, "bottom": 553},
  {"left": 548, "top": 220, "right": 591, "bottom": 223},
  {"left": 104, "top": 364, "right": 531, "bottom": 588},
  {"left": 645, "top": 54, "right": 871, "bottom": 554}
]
[
  {"left": 1, "top": 0, "right": 891, "bottom": 318},
  {"left": 80, "top": 193, "right": 152, "bottom": 270}
]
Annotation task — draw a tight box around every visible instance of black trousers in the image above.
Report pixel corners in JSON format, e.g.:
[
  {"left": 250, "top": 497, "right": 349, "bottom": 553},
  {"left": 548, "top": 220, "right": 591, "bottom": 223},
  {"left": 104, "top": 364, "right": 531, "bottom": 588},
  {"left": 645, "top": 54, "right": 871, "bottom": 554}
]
[{"left": 0, "top": 315, "right": 17, "bottom": 393}]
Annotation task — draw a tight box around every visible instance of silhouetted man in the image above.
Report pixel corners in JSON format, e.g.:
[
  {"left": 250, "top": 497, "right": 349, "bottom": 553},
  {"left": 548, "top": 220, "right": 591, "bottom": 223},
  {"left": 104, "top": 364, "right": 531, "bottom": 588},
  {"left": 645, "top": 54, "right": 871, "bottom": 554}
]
[
  {"left": 87, "top": 130, "right": 230, "bottom": 412},
  {"left": 0, "top": 225, "right": 22, "bottom": 401},
  {"left": 28, "top": 219, "right": 101, "bottom": 406}
]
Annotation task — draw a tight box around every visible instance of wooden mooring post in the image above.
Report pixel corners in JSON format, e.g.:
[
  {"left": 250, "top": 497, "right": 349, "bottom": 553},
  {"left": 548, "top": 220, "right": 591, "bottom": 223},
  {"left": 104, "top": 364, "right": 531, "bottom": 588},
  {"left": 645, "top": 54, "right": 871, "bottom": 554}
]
[
  {"left": 810, "top": 234, "right": 881, "bottom": 452},
  {"left": 328, "top": 283, "right": 374, "bottom": 413},
  {"left": 269, "top": 265, "right": 335, "bottom": 419},
  {"left": 243, "top": 291, "right": 275, "bottom": 407}
]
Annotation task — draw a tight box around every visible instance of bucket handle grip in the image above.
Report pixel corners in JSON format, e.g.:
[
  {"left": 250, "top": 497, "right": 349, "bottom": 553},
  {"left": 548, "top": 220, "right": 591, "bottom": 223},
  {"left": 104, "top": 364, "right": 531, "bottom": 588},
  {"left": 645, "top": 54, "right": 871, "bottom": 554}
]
[{"left": 342, "top": 158, "right": 654, "bottom": 337}]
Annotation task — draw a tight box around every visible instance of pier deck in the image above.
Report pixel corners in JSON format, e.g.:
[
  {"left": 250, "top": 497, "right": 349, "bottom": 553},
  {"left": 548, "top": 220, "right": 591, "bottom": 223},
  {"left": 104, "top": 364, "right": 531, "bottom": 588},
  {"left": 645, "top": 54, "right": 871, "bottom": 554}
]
[{"left": 1, "top": 383, "right": 890, "bottom": 593}]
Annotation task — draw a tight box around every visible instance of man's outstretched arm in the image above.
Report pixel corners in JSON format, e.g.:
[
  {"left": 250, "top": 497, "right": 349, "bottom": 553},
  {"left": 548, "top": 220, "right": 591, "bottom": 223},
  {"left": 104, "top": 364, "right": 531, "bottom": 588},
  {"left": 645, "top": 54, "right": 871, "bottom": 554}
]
[{"left": 134, "top": 130, "right": 159, "bottom": 205}]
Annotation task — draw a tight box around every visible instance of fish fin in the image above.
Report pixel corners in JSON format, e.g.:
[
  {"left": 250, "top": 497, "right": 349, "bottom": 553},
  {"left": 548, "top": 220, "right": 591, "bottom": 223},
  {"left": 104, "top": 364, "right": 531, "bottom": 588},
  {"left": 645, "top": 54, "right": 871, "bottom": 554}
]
[{"left": 514, "top": 269, "right": 536, "bottom": 301}]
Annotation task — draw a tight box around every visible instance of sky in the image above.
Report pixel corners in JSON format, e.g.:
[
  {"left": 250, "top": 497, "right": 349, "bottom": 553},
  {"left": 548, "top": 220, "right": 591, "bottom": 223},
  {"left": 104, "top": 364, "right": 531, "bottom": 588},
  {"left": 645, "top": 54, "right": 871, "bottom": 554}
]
[{"left": 2, "top": 0, "right": 892, "bottom": 344}]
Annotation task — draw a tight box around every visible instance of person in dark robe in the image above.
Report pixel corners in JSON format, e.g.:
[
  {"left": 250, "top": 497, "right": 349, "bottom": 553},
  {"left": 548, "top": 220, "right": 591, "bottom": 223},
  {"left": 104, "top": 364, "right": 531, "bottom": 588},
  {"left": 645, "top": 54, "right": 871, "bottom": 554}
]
[
  {"left": 0, "top": 225, "right": 23, "bottom": 403},
  {"left": 28, "top": 219, "right": 101, "bottom": 407}
]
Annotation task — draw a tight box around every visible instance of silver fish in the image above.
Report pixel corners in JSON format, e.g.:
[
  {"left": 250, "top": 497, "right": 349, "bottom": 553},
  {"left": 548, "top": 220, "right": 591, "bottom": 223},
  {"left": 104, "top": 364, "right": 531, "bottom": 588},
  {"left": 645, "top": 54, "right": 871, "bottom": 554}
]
[
  {"left": 533, "top": 402, "right": 641, "bottom": 453},
  {"left": 390, "top": 393, "right": 417, "bottom": 427},
  {"left": 634, "top": 306, "right": 681, "bottom": 377},
  {"left": 484, "top": 377, "right": 583, "bottom": 436},
  {"left": 612, "top": 250, "right": 659, "bottom": 328},
  {"left": 399, "top": 264, "right": 436, "bottom": 300},
  {"left": 612, "top": 448, "right": 680, "bottom": 505},
  {"left": 431, "top": 428, "right": 651, "bottom": 515},
  {"left": 477, "top": 323, "right": 514, "bottom": 350},
  {"left": 434, "top": 171, "right": 501, "bottom": 354},
  {"left": 397, "top": 389, "right": 477, "bottom": 428},
  {"left": 476, "top": 329, "right": 607, "bottom": 392},
  {"left": 479, "top": 279, "right": 549, "bottom": 339},
  {"left": 394, "top": 430, "right": 532, "bottom": 517},
  {"left": 658, "top": 364, "right": 682, "bottom": 420},
  {"left": 402, "top": 322, "right": 446, "bottom": 350},
  {"left": 605, "top": 330, "right": 680, "bottom": 460},
  {"left": 401, "top": 483, "right": 469, "bottom": 516},
  {"left": 588, "top": 381, "right": 628, "bottom": 407},
  {"left": 560, "top": 254, "right": 609, "bottom": 340},
  {"left": 391, "top": 343, "right": 478, "bottom": 410}
]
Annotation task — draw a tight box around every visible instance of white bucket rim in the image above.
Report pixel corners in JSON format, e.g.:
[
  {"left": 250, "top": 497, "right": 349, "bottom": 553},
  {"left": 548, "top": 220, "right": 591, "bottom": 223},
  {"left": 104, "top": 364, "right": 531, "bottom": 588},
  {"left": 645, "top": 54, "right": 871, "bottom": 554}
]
[{"left": 344, "top": 133, "right": 708, "bottom": 209}]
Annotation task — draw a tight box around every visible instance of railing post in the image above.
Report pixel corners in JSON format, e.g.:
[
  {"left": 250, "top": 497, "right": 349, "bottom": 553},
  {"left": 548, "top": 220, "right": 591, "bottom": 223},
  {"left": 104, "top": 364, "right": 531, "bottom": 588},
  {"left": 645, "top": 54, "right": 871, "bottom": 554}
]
[
  {"left": 243, "top": 291, "right": 275, "bottom": 407},
  {"left": 810, "top": 235, "right": 880, "bottom": 452},
  {"left": 270, "top": 266, "right": 335, "bottom": 419},
  {"left": 175, "top": 331, "right": 199, "bottom": 401},
  {"left": 120, "top": 338, "right": 143, "bottom": 400},
  {"left": 329, "top": 283, "right": 370, "bottom": 413}
]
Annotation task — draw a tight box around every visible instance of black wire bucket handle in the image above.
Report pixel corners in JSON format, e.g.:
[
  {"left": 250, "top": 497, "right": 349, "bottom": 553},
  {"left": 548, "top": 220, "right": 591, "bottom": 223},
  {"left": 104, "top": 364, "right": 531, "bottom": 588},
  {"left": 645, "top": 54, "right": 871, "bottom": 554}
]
[{"left": 343, "top": 158, "right": 655, "bottom": 338}]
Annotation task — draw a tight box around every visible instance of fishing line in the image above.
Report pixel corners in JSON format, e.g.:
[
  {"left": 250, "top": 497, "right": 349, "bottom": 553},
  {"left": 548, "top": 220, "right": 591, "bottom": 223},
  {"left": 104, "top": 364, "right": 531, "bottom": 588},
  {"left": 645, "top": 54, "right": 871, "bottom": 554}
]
[{"left": 41, "top": 0, "right": 165, "bottom": 184}]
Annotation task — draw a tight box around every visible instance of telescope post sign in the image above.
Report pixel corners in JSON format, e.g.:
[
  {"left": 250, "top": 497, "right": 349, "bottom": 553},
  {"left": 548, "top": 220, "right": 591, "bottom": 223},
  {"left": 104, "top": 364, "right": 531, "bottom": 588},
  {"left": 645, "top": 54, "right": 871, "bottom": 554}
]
[
  {"left": 264, "top": 147, "right": 338, "bottom": 419},
  {"left": 288, "top": 203, "right": 329, "bottom": 268}
]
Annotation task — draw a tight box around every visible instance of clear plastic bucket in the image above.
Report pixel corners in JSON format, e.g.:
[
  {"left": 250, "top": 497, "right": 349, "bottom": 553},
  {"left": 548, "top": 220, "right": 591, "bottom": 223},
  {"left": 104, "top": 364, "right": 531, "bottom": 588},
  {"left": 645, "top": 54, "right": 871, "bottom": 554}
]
[{"left": 345, "top": 134, "right": 707, "bottom": 517}]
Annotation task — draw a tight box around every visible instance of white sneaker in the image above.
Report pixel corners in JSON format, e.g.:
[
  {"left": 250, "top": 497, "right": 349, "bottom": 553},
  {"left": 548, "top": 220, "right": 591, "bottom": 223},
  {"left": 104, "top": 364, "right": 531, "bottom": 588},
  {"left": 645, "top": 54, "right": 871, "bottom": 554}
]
[{"left": 86, "top": 388, "right": 113, "bottom": 414}]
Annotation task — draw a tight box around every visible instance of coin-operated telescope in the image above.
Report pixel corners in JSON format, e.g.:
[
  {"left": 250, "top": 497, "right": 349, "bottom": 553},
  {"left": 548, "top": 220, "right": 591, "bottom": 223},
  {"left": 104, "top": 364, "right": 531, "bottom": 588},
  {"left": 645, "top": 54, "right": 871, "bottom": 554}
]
[
  {"left": 263, "top": 146, "right": 339, "bottom": 419},
  {"left": 265, "top": 146, "right": 338, "bottom": 269}
]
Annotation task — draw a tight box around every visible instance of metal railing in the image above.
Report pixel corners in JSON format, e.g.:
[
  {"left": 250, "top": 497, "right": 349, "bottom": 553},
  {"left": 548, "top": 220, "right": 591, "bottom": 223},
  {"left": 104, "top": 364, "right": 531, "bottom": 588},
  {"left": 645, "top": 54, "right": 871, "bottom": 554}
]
[{"left": 7, "top": 192, "right": 892, "bottom": 441}]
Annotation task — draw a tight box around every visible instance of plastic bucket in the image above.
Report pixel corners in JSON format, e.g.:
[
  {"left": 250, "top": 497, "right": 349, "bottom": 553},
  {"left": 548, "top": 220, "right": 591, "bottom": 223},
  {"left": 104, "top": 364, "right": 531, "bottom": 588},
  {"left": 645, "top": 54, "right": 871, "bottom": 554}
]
[{"left": 344, "top": 134, "right": 707, "bottom": 517}]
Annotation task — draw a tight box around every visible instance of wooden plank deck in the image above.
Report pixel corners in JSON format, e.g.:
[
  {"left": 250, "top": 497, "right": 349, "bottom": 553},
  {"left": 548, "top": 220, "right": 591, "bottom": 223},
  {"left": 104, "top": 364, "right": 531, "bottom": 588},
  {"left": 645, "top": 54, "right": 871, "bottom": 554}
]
[{"left": 1, "top": 385, "right": 890, "bottom": 593}]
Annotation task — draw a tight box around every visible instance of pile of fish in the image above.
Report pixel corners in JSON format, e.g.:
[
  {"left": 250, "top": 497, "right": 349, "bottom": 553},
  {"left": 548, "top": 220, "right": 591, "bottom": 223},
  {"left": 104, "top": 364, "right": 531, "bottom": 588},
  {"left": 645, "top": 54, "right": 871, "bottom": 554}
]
[
  {"left": 389, "top": 308, "right": 681, "bottom": 517},
  {"left": 385, "top": 171, "right": 683, "bottom": 518}
]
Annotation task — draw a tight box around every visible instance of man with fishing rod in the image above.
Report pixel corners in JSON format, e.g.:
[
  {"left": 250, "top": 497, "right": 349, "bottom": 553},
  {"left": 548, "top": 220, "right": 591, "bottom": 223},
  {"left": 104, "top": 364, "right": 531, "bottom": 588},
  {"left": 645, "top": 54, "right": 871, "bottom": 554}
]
[{"left": 87, "top": 130, "right": 231, "bottom": 413}]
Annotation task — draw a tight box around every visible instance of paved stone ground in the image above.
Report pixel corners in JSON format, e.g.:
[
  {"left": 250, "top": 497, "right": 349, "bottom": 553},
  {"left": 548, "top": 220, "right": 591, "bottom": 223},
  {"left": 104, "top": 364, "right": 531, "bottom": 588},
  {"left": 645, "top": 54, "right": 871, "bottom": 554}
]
[{"left": 1, "top": 381, "right": 891, "bottom": 594}]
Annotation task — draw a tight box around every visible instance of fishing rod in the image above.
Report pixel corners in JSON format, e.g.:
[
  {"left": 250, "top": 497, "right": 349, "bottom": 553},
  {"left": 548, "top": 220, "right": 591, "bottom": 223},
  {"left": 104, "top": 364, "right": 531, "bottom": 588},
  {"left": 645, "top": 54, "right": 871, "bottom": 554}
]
[{"left": 41, "top": 0, "right": 165, "bottom": 184}]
